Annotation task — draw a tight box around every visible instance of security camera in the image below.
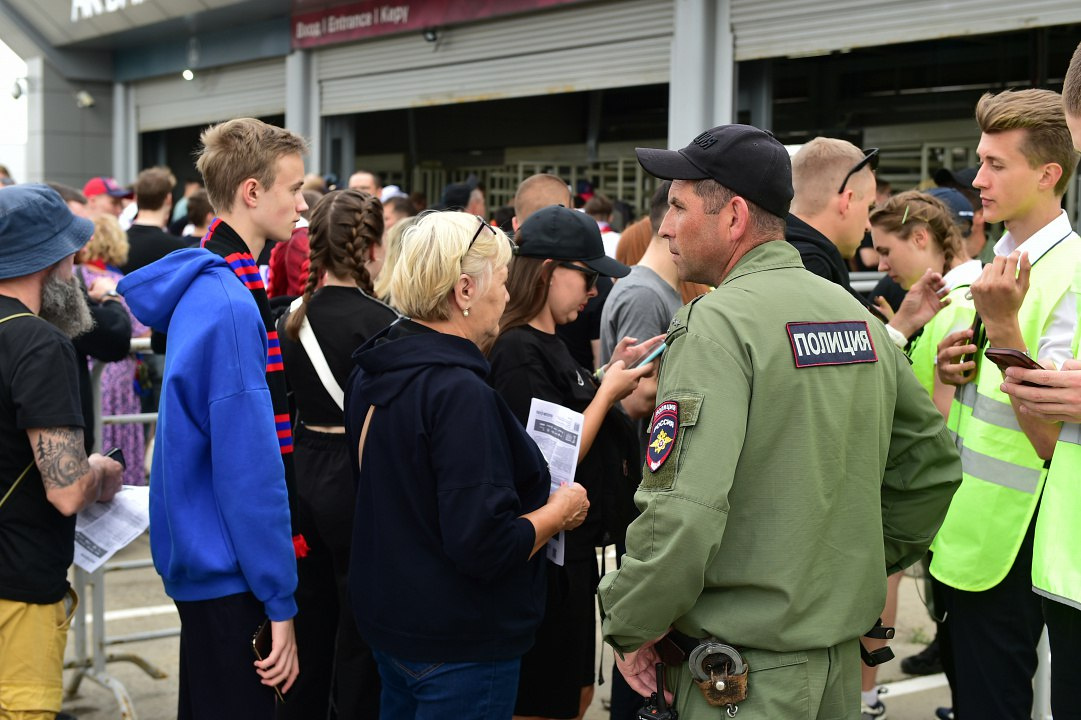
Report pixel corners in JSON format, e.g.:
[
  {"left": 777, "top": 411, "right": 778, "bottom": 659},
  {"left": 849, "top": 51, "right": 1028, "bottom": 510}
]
[{"left": 11, "top": 78, "right": 25, "bottom": 100}]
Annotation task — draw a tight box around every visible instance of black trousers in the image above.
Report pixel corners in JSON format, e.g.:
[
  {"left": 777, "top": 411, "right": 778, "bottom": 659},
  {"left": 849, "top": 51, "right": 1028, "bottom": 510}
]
[
  {"left": 277, "top": 427, "right": 379, "bottom": 720},
  {"left": 943, "top": 516, "right": 1043, "bottom": 720},
  {"left": 1043, "top": 596, "right": 1081, "bottom": 719},
  {"left": 175, "top": 592, "right": 276, "bottom": 720}
]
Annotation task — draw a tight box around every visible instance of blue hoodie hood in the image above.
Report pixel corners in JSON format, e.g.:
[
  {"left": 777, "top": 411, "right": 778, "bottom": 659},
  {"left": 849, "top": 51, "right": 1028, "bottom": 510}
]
[{"left": 117, "top": 248, "right": 226, "bottom": 332}]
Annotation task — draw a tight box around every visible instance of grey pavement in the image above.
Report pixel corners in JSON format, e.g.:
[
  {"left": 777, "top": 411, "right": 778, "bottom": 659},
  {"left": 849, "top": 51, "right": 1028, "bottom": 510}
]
[{"left": 61, "top": 536, "right": 950, "bottom": 720}]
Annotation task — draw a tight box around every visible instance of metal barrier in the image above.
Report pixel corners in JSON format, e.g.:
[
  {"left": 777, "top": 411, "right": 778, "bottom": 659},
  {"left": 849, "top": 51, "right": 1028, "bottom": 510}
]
[
  {"left": 851, "top": 270, "right": 885, "bottom": 294},
  {"left": 65, "top": 337, "right": 172, "bottom": 720}
]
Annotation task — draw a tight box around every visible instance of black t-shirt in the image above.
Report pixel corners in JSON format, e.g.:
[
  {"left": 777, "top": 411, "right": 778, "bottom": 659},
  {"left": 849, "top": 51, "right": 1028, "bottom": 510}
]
[
  {"left": 120, "top": 224, "right": 189, "bottom": 274},
  {"left": 488, "top": 325, "right": 638, "bottom": 556},
  {"left": 277, "top": 287, "right": 398, "bottom": 426},
  {"left": 0, "top": 296, "right": 85, "bottom": 603}
]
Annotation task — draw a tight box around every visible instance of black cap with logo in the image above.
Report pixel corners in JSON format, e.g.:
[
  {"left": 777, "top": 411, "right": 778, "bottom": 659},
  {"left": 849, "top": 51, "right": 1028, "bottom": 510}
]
[
  {"left": 516, "top": 205, "right": 630, "bottom": 278},
  {"left": 635, "top": 124, "right": 794, "bottom": 219}
]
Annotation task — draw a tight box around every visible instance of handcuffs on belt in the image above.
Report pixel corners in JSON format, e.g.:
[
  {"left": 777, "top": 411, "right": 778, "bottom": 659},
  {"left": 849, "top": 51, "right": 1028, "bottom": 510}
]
[
  {"left": 657, "top": 632, "right": 748, "bottom": 717},
  {"left": 653, "top": 616, "right": 895, "bottom": 717}
]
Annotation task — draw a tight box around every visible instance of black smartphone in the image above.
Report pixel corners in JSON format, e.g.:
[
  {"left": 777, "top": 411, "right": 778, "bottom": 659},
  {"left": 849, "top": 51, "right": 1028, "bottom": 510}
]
[
  {"left": 252, "top": 619, "right": 286, "bottom": 703},
  {"left": 959, "top": 314, "right": 982, "bottom": 369},
  {"left": 104, "top": 446, "right": 126, "bottom": 469},
  {"left": 984, "top": 347, "right": 1046, "bottom": 387}
]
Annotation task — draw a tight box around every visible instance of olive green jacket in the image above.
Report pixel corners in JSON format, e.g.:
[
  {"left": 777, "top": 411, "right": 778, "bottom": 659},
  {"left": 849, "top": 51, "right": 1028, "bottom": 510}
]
[{"left": 599, "top": 240, "right": 960, "bottom": 653}]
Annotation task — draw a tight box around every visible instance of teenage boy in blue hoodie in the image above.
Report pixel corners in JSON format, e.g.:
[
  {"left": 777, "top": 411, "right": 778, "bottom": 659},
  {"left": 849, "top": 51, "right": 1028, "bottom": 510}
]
[{"left": 118, "top": 118, "right": 308, "bottom": 719}]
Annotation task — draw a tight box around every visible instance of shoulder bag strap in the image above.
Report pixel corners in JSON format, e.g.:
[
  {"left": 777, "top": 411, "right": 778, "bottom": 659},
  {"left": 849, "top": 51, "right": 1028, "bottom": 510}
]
[
  {"left": 357, "top": 405, "right": 375, "bottom": 473},
  {"left": 0, "top": 312, "right": 40, "bottom": 508},
  {"left": 289, "top": 297, "right": 345, "bottom": 411}
]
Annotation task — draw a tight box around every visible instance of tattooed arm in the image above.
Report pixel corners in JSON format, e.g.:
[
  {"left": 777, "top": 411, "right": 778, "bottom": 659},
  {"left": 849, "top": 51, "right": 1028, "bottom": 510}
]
[{"left": 26, "top": 427, "right": 124, "bottom": 516}]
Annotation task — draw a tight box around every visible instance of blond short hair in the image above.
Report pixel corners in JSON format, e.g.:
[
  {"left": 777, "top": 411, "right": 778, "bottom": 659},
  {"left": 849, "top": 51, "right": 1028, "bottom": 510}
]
[
  {"left": 86, "top": 214, "right": 129, "bottom": 267},
  {"left": 976, "top": 90, "right": 1078, "bottom": 196},
  {"left": 791, "top": 137, "right": 870, "bottom": 215},
  {"left": 389, "top": 212, "right": 513, "bottom": 321},
  {"left": 1064, "top": 41, "right": 1081, "bottom": 116},
  {"left": 373, "top": 215, "right": 417, "bottom": 302},
  {"left": 196, "top": 118, "right": 309, "bottom": 214}
]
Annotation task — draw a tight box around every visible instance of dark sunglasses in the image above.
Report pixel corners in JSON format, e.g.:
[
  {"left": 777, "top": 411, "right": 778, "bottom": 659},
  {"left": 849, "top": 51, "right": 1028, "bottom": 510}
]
[
  {"left": 837, "top": 147, "right": 880, "bottom": 194},
  {"left": 556, "top": 261, "right": 599, "bottom": 290}
]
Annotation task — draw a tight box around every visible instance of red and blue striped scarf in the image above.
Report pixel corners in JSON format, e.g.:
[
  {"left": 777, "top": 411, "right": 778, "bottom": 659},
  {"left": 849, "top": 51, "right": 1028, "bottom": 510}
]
[{"left": 202, "top": 218, "right": 307, "bottom": 557}]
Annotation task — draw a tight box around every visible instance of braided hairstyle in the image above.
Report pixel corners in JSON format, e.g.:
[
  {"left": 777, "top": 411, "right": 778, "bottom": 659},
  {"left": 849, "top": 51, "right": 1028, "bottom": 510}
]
[
  {"left": 284, "top": 188, "right": 384, "bottom": 340},
  {"left": 869, "top": 190, "right": 965, "bottom": 270}
]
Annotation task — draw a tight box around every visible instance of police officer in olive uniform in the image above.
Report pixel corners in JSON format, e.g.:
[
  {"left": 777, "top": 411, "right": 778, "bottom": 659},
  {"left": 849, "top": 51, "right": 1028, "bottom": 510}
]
[{"left": 597, "top": 125, "right": 962, "bottom": 719}]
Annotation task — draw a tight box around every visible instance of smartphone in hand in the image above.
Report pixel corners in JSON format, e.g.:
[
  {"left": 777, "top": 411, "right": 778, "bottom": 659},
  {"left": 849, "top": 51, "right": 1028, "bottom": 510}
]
[
  {"left": 252, "top": 619, "right": 286, "bottom": 703},
  {"left": 103, "top": 447, "right": 126, "bottom": 469},
  {"left": 984, "top": 347, "right": 1046, "bottom": 387},
  {"left": 634, "top": 342, "right": 667, "bottom": 369}
]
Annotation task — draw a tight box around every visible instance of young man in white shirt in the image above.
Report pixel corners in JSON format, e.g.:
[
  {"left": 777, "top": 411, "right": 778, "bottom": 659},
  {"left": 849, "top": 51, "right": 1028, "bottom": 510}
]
[{"left": 934, "top": 88, "right": 1081, "bottom": 720}]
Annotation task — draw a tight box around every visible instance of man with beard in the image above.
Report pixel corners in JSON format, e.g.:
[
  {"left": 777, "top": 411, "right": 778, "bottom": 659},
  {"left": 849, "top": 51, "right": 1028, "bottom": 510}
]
[{"left": 0, "top": 184, "right": 125, "bottom": 720}]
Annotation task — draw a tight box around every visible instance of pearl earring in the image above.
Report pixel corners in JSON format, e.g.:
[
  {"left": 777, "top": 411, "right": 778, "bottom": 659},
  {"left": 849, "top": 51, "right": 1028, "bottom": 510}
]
[{"left": 463, "top": 308, "right": 470, "bottom": 317}]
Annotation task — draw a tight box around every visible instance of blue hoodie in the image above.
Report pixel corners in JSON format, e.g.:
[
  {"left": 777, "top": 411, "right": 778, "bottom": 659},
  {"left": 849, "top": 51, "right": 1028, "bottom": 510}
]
[
  {"left": 345, "top": 319, "right": 550, "bottom": 662},
  {"left": 118, "top": 249, "right": 297, "bottom": 621}
]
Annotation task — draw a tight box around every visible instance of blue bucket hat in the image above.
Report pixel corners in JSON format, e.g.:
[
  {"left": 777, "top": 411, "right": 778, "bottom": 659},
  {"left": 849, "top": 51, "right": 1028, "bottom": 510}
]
[{"left": 0, "top": 184, "right": 94, "bottom": 280}]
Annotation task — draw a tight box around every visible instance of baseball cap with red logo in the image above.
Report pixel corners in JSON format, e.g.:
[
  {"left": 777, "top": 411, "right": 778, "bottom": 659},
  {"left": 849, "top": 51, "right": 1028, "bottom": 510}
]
[{"left": 83, "top": 176, "right": 133, "bottom": 199}]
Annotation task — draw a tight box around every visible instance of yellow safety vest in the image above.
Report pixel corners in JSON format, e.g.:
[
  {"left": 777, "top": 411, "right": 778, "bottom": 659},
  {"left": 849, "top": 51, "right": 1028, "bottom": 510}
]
[
  {"left": 931, "top": 234, "right": 1081, "bottom": 592},
  {"left": 906, "top": 284, "right": 977, "bottom": 397},
  {"left": 1031, "top": 262, "right": 1081, "bottom": 610}
]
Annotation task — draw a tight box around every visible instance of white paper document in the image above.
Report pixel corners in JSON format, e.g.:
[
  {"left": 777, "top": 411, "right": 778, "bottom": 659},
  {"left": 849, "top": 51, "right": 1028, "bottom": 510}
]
[
  {"left": 74, "top": 485, "right": 150, "bottom": 572},
  {"left": 526, "top": 398, "right": 584, "bottom": 567}
]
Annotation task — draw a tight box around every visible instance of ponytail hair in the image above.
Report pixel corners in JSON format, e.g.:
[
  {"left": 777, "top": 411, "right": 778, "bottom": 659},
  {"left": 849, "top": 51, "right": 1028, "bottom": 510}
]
[{"left": 284, "top": 189, "right": 384, "bottom": 340}]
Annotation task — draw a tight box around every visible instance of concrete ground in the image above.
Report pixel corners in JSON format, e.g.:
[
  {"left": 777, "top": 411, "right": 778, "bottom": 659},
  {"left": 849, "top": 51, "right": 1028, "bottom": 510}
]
[{"left": 61, "top": 536, "right": 951, "bottom": 720}]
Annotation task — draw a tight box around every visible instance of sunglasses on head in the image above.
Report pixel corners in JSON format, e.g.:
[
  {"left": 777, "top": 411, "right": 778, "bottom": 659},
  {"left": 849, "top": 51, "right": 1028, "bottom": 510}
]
[
  {"left": 837, "top": 147, "right": 880, "bottom": 194},
  {"left": 463, "top": 215, "right": 516, "bottom": 264},
  {"left": 556, "top": 261, "right": 599, "bottom": 290}
]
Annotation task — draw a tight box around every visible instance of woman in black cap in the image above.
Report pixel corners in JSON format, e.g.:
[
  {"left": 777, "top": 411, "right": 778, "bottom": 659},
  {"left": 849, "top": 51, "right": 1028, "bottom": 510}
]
[{"left": 488, "top": 205, "right": 657, "bottom": 720}]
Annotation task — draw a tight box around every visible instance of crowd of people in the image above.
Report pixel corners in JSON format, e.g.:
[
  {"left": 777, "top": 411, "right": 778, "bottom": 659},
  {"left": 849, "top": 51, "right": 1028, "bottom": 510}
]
[{"left": 4, "top": 40, "right": 1081, "bottom": 720}]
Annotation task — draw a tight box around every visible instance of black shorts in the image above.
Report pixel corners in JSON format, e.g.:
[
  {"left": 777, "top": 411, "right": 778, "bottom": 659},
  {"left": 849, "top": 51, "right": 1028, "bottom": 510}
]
[{"left": 514, "top": 555, "right": 599, "bottom": 718}]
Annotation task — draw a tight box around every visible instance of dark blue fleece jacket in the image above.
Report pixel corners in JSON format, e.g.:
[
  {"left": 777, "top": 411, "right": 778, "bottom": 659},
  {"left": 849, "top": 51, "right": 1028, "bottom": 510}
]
[
  {"left": 345, "top": 319, "right": 550, "bottom": 662},
  {"left": 118, "top": 249, "right": 297, "bottom": 621}
]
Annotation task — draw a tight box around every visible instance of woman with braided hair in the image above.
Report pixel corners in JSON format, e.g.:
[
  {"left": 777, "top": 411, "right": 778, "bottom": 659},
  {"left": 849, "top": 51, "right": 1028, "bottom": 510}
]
[{"left": 276, "top": 189, "right": 398, "bottom": 720}]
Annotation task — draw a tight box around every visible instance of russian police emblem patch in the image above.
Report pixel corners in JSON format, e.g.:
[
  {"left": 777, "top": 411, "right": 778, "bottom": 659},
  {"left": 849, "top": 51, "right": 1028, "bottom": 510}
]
[{"left": 647, "top": 400, "right": 679, "bottom": 472}]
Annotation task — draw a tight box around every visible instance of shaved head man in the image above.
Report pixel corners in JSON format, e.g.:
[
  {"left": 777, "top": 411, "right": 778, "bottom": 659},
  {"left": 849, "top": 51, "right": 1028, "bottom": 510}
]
[{"left": 512, "top": 173, "right": 572, "bottom": 229}]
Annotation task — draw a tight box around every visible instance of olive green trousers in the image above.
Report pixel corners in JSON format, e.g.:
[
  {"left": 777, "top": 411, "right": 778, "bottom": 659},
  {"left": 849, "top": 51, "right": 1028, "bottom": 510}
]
[{"left": 668, "top": 637, "right": 862, "bottom": 719}]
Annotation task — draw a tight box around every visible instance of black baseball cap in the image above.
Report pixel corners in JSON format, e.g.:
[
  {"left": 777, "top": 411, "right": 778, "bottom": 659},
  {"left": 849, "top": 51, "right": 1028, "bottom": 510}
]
[
  {"left": 636, "top": 124, "right": 793, "bottom": 219},
  {"left": 516, "top": 205, "right": 630, "bottom": 278}
]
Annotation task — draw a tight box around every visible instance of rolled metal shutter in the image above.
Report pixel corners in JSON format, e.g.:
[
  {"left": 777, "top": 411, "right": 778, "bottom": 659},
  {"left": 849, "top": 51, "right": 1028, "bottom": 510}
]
[
  {"left": 732, "top": 0, "right": 1081, "bottom": 61},
  {"left": 316, "top": 0, "right": 674, "bottom": 116},
  {"left": 133, "top": 58, "right": 286, "bottom": 132}
]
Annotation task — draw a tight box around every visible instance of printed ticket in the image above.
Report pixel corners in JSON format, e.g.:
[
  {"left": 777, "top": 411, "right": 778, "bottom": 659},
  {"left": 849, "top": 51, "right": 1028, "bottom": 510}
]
[
  {"left": 526, "top": 398, "right": 584, "bottom": 567},
  {"left": 74, "top": 485, "right": 150, "bottom": 572}
]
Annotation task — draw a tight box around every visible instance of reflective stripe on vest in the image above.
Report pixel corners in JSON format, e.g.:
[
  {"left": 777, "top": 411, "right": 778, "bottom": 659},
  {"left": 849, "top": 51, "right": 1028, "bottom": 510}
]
[
  {"left": 1031, "top": 260, "right": 1081, "bottom": 609},
  {"left": 957, "top": 383, "right": 1023, "bottom": 433},
  {"left": 931, "top": 233, "right": 1081, "bottom": 593}
]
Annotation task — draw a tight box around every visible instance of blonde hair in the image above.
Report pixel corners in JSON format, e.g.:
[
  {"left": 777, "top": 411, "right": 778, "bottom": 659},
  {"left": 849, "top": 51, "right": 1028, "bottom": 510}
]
[
  {"left": 388, "top": 212, "right": 512, "bottom": 321},
  {"left": 976, "top": 89, "right": 1078, "bottom": 196},
  {"left": 86, "top": 214, "right": 129, "bottom": 267},
  {"left": 373, "top": 215, "right": 417, "bottom": 302},
  {"left": 869, "top": 190, "right": 965, "bottom": 269},
  {"left": 196, "top": 118, "right": 309, "bottom": 214},
  {"left": 791, "top": 137, "right": 870, "bottom": 215}
]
